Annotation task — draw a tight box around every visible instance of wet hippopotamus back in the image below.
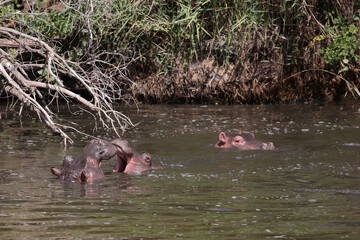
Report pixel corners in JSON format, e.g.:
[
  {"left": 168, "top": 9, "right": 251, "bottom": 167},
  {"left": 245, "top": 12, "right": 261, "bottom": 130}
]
[
  {"left": 51, "top": 139, "right": 118, "bottom": 182},
  {"left": 214, "top": 129, "right": 275, "bottom": 151}
]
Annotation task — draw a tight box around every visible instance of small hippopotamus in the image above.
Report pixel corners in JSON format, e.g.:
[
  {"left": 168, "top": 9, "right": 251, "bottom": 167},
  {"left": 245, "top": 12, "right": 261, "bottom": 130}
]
[
  {"left": 111, "top": 139, "right": 161, "bottom": 175},
  {"left": 214, "top": 129, "right": 275, "bottom": 150},
  {"left": 51, "top": 139, "right": 118, "bottom": 182}
]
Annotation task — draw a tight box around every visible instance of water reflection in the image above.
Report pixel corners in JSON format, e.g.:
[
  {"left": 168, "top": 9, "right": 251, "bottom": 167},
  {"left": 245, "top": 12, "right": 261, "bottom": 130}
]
[{"left": 60, "top": 182, "right": 104, "bottom": 198}]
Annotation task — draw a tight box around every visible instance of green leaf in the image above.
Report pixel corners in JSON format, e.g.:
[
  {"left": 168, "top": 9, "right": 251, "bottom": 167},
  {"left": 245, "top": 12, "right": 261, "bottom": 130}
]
[
  {"left": 338, "top": 66, "right": 349, "bottom": 74},
  {"left": 349, "top": 24, "right": 358, "bottom": 34}
]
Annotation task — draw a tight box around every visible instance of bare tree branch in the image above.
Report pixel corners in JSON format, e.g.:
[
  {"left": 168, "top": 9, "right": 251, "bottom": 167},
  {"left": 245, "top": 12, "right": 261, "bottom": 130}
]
[
  {"left": 0, "top": 0, "right": 13, "bottom": 7},
  {"left": 0, "top": 25, "right": 134, "bottom": 144}
]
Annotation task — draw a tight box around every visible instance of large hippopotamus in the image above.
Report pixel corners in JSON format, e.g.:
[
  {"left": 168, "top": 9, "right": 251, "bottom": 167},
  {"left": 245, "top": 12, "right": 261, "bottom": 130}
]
[
  {"left": 51, "top": 139, "right": 118, "bottom": 182},
  {"left": 214, "top": 129, "right": 275, "bottom": 150},
  {"left": 111, "top": 139, "right": 161, "bottom": 175}
]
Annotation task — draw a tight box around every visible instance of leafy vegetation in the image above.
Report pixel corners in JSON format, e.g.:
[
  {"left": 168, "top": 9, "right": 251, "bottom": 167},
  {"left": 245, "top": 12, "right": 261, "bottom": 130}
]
[
  {"left": 318, "top": 12, "right": 360, "bottom": 66},
  {"left": 1, "top": 0, "right": 360, "bottom": 104}
]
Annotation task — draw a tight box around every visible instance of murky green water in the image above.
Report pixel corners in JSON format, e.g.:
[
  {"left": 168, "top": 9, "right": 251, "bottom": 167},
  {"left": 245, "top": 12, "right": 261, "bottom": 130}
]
[{"left": 1, "top": 101, "right": 360, "bottom": 239}]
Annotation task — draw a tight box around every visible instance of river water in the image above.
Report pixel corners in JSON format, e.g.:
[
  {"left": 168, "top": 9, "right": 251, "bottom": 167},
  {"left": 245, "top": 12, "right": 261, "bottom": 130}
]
[{"left": 1, "top": 101, "right": 360, "bottom": 239}]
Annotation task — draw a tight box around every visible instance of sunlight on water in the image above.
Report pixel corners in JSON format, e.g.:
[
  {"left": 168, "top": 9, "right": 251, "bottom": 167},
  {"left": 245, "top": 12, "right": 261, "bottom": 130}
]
[{"left": 1, "top": 101, "right": 360, "bottom": 239}]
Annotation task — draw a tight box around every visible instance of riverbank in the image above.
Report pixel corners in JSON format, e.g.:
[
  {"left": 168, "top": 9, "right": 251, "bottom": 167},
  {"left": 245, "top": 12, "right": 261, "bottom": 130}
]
[
  {"left": 130, "top": 57, "right": 350, "bottom": 104},
  {"left": 2, "top": 1, "right": 359, "bottom": 104}
]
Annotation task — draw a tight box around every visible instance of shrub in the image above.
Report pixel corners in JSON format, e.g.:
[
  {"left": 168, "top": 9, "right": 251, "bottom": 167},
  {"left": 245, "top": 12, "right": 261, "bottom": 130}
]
[{"left": 318, "top": 12, "right": 360, "bottom": 66}]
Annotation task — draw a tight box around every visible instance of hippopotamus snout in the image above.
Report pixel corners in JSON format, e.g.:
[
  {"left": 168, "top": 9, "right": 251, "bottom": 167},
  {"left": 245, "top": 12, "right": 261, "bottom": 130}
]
[{"left": 111, "top": 139, "right": 161, "bottom": 175}]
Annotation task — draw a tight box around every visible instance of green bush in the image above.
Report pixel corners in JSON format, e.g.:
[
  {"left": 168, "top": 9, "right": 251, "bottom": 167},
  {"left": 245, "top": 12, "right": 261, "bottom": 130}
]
[
  {"left": 318, "top": 12, "right": 360, "bottom": 66},
  {"left": 0, "top": 0, "right": 275, "bottom": 73},
  {"left": 88, "top": 0, "right": 267, "bottom": 73}
]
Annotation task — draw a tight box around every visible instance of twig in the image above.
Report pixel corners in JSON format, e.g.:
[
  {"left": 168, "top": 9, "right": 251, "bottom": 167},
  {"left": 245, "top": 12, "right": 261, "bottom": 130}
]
[{"left": 0, "top": 0, "right": 13, "bottom": 6}]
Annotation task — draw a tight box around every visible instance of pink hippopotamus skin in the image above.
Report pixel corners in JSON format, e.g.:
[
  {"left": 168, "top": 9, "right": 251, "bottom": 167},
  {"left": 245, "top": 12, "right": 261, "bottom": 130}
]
[{"left": 111, "top": 139, "right": 162, "bottom": 175}]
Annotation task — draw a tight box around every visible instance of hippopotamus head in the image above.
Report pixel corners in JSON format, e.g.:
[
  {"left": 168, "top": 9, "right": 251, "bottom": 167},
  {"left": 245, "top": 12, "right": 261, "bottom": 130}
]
[
  {"left": 214, "top": 129, "right": 275, "bottom": 150},
  {"left": 111, "top": 139, "right": 161, "bottom": 175},
  {"left": 51, "top": 139, "right": 118, "bottom": 182}
]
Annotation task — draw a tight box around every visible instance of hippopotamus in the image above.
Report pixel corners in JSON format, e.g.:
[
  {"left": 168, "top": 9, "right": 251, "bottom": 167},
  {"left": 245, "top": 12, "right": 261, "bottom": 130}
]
[
  {"left": 51, "top": 139, "right": 118, "bottom": 182},
  {"left": 214, "top": 129, "right": 275, "bottom": 150},
  {"left": 111, "top": 139, "right": 161, "bottom": 175}
]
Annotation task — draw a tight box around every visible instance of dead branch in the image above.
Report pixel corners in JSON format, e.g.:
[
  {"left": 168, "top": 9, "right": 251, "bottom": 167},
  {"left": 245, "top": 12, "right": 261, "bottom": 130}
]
[
  {"left": 0, "top": 26, "right": 134, "bottom": 145},
  {"left": 0, "top": 38, "right": 40, "bottom": 48},
  {"left": 0, "top": 57, "right": 74, "bottom": 145},
  {"left": 0, "top": 0, "right": 13, "bottom": 7}
]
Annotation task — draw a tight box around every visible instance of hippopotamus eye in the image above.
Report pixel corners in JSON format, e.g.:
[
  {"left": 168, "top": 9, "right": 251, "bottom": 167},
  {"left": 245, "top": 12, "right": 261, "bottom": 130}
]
[
  {"left": 144, "top": 154, "right": 151, "bottom": 164},
  {"left": 233, "top": 136, "right": 245, "bottom": 145}
]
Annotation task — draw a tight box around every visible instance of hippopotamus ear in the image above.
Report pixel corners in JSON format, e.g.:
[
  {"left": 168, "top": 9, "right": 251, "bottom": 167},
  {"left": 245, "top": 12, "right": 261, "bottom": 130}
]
[
  {"left": 51, "top": 167, "right": 62, "bottom": 177},
  {"left": 143, "top": 153, "right": 152, "bottom": 165},
  {"left": 248, "top": 132, "right": 255, "bottom": 140},
  {"left": 80, "top": 170, "right": 89, "bottom": 182},
  {"left": 218, "top": 132, "right": 227, "bottom": 143},
  {"left": 238, "top": 129, "right": 242, "bottom": 135}
]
